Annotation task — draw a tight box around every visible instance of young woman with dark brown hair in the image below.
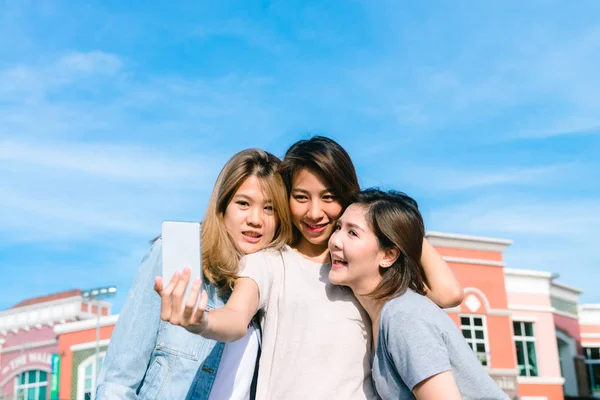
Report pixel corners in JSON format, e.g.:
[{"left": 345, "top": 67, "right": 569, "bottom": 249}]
[{"left": 328, "top": 189, "right": 508, "bottom": 399}]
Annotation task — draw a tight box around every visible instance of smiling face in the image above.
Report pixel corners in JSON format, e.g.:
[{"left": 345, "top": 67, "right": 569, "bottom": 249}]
[
  {"left": 289, "top": 168, "right": 343, "bottom": 252},
  {"left": 328, "top": 204, "right": 396, "bottom": 294},
  {"left": 223, "top": 175, "right": 277, "bottom": 254}
]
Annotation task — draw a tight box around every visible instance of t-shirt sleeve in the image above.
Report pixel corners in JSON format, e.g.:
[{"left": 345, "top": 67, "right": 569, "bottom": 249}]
[
  {"left": 381, "top": 306, "right": 451, "bottom": 391},
  {"left": 237, "top": 251, "right": 274, "bottom": 311}
]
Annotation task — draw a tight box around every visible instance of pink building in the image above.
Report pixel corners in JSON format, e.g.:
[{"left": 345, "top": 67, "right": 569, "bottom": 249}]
[
  {"left": 0, "top": 290, "right": 110, "bottom": 400},
  {"left": 504, "top": 269, "right": 565, "bottom": 400},
  {"left": 580, "top": 304, "right": 600, "bottom": 397},
  {"left": 551, "top": 280, "right": 587, "bottom": 397}
]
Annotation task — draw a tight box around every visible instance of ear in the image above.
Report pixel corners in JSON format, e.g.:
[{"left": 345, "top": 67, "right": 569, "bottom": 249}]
[{"left": 380, "top": 247, "right": 400, "bottom": 269}]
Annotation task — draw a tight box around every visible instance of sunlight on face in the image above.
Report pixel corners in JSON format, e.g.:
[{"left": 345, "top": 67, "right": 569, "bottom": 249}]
[
  {"left": 328, "top": 204, "right": 387, "bottom": 293},
  {"left": 223, "top": 175, "right": 277, "bottom": 254},
  {"left": 289, "top": 168, "right": 343, "bottom": 249}
]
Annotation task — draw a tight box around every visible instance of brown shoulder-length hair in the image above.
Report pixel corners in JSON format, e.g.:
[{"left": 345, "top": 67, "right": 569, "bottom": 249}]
[
  {"left": 201, "top": 148, "right": 292, "bottom": 288},
  {"left": 353, "top": 189, "right": 428, "bottom": 302},
  {"left": 279, "top": 136, "right": 360, "bottom": 244}
]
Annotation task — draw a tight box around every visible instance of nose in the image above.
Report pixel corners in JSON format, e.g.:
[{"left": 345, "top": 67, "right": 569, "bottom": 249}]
[
  {"left": 247, "top": 206, "right": 263, "bottom": 227},
  {"left": 307, "top": 199, "right": 324, "bottom": 221},
  {"left": 328, "top": 229, "right": 342, "bottom": 250}
]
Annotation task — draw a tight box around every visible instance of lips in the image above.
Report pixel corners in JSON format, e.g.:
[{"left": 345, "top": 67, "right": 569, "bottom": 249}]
[
  {"left": 242, "top": 230, "right": 263, "bottom": 244},
  {"left": 303, "top": 221, "right": 329, "bottom": 233},
  {"left": 331, "top": 255, "right": 348, "bottom": 269}
]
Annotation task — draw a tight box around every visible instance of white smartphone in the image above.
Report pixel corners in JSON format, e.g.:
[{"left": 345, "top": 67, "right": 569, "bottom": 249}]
[{"left": 161, "top": 221, "right": 203, "bottom": 306}]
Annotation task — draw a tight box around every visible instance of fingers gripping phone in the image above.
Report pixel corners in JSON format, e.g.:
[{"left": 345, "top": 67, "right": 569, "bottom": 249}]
[{"left": 161, "top": 221, "right": 203, "bottom": 307}]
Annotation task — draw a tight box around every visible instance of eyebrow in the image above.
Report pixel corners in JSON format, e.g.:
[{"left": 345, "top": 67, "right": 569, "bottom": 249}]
[
  {"left": 234, "top": 193, "right": 273, "bottom": 204},
  {"left": 338, "top": 220, "right": 365, "bottom": 232},
  {"left": 291, "top": 188, "right": 336, "bottom": 195}
]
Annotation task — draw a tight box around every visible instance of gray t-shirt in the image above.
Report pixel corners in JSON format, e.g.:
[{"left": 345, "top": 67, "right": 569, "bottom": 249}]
[{"left": 373, "top": 290, "right": 508, "bottom": 400}]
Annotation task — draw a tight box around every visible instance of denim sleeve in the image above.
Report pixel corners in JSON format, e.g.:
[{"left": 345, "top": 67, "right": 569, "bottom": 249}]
[{"left": 96, "top": 241, "right": 163, "bottom": 399}]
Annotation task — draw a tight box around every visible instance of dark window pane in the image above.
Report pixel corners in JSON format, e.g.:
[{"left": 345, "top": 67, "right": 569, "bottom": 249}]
[
  {"left": 462, "top": 329, "right": 472, "bottom": 339},
  {"left": 19, "top": 373, "right": 26, "bottom": 384},
  {"left": 468, "top": 342, "right": 474, "bottom": 350},
  {"left": 591, "top": 348, "right": 600, "bottom": 360},
  {"left": 513, "top": 322, "right": 522, "bottom": 336},
  {"left": 590, "top": 364, "right": 600, "bottom": 395},
  {"left": 461, "top": 317, "right": 470, "bottom": 326},
  {"left": 475, "top": 330, "right": 484, "bottom": 339},
  {"left": 527, "top": 341, "right": 538, "bottom": 377},
  {"left": 39, "top": 371, "right": 47, "bottom": 382},
  {"left": 525, "top": 322, "right": 534, "bottom": 337},
  {"left": 476, "top": 343, "right": 486, "bottom": 353},
  {"left": 85, "top": 392, "right": 92, "bottom": 400},
  {"left": 38, "top": 386, "right": 47, "bottom": 400},
  {"left": 474, "top": 318, "right": 483, "bottom": 327},
  {"left": 28, "top": 370, "right": 37, "bottom": 383},
  {"left": 515, "top": 341, "right": 526, "bottom": 376}
]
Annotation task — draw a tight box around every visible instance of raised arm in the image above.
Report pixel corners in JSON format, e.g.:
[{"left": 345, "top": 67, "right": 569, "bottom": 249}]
[
  {"left": 421, "top": 239, "right": 464, "bottom": 308},
  {"left": 155, "top": 270, "right": 259, "bottom": 342}
]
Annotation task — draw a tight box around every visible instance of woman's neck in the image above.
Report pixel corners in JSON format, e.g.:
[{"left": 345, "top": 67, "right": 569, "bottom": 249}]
[
  {"left": 292, "top": 238, "right": 330, "bottom": 263},
  {"left": 355, "top": 292, "right": 385, "bottom": 351}
]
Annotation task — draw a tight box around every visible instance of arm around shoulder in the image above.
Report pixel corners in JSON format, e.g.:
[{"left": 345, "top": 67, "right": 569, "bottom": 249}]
[{"left": 421, "top": 239, "right": 464, "bottom": 308}]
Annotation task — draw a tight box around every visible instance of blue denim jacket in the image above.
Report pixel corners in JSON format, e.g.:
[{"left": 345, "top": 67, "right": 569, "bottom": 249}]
[{"left": 97, "top": 240, "right": 260, "bottom": 400}]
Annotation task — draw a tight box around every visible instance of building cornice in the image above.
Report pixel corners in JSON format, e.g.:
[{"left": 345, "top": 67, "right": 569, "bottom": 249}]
[
  {"left": 54, "top": 315, "right": 119, "bottom": 335},
  {"left": 443, "top": 256, "right": 505, "bottom": 268},
  {"left": 425, "top": 231, "right": 512, "bottom": 252},
  {"left": 0, "top": 339, "right": 58, "bottom": 354}
]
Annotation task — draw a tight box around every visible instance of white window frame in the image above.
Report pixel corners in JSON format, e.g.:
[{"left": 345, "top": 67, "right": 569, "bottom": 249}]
[
  {"left": 513, "top": 321, "right": 538, "bottom": 377},
  {"left": 13, "top": 370, "right": 49, "bottom": 400},
  {"left": 584, "top": 347, "right": 600, "bottom": 396},
  {"left": 76, "top": 352, "right": 105, "bottom": 400},
  {"left": 459, "top": 314, "right": 490, "bottom": 367}
]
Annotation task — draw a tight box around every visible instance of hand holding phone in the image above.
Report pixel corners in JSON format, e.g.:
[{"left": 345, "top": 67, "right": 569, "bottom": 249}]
[
  {"left": 154, "top": 221, "right": 208, "bottom": 333},
  {"left": 154, "top": 267, "right": 209, "bottom": 334}
]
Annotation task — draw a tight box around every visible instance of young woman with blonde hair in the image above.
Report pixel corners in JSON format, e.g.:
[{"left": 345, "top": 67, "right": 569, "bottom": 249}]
[{"left": 97, "top": 148, "right": 291, "bottom": 400}]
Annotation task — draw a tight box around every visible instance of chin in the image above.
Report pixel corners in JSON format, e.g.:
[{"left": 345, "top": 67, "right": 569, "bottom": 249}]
[
  {"left": 328, "top": 271, "right": 345, "bottom": 285},
  {"left": 306, "top": 234, "right": 330, "bottom": 247},
  {"left": 239, "top": 242, "right": 263, "bottom": 255}
]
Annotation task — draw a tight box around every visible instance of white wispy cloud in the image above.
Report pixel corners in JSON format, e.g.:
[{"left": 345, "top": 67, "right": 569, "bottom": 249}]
[
  {"left": 402, "top": 164, "right": 576, "bottom": 191},
  {"left": 0, "top": 138, "right": 208, "bottom": 181}
]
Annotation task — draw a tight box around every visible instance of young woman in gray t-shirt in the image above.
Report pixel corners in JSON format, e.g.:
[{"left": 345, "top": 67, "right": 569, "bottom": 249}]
[{"left": 328, "top": 189, "right": 509, "bottom": 400}]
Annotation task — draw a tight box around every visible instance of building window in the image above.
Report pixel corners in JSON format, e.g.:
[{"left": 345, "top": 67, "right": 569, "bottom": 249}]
[
  {"left": 77, "top": 353, "right": 105, "bottom": 400},
  {"left": 585, "top": 347, "right": 600, "bottom": 396},
  {"left": 13, "top": 370, "right": 48, "bottom": 400},
  {"left": 513, "top": 321, "right": 538, "bottom": 377},
  {"left": 460, "top": 315, "right": 489, "bottom": 366}
]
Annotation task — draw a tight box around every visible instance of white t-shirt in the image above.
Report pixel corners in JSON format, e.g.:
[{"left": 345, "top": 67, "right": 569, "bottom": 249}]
[
  {"left": 208, "top": 325, "right": 259, "bottom": 400},
  {"left": 238, "top": 245, "right": 376, "bottom": 400}
]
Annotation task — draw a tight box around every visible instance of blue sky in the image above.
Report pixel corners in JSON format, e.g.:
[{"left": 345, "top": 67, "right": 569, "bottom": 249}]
[{"left": 1, "top": 0, "right": 599, "bottom": 312}]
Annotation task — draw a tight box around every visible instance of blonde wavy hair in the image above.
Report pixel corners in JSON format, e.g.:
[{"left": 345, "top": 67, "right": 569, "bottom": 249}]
[{"left": 202, "top": 148, "right": 291, "bottom": 288}]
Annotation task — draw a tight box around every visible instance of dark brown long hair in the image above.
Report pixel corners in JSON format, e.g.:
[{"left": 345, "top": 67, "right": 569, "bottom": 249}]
[
  {"left": 279, "top": 136, "right": 360, "bottom": 244},
  {"left": 353, "top": 189, "right": 427, "bottom": 301}
]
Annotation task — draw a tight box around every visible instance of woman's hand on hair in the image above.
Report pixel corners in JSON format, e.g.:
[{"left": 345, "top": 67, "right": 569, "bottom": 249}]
[{"left": 154, "top": 268, "right": 209, "bottom": 335}]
